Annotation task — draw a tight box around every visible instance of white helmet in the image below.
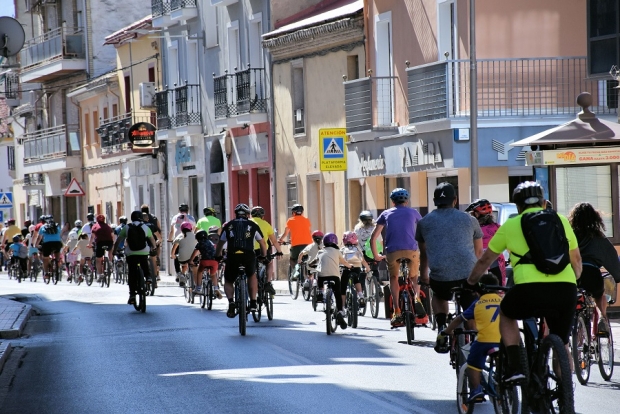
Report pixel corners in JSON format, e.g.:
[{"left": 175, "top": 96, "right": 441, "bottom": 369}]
[{"left": 68, "top": 230, "right": 79, "bottom": 241}]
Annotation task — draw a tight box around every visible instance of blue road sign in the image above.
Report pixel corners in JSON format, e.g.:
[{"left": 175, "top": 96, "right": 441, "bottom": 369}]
[{"left": 0, "top": 192, "right": 13, "bottom": 208}]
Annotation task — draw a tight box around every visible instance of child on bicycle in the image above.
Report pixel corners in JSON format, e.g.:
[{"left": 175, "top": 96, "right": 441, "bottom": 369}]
[
  {"left": 25, "top": 224, "right": 40, "bottom": 276},
  {"left": 299, "top": 230, "right": 324, "bottom": 291},
  {"left": 9, "top": 235, "right": 28, "bottom": 277},
  {"left": 72, "top": 233, "right": 93, "bottom": 280},
  {"left": 316, "top": 233, "right": 353, "bottom": 330},
  {"left": 62, "top": 230, "right": 80, "bottom": 281},
  {"left": 170, "top": 222, "right": 196, "bottom": 286},
  {"left": 435, "top": 273, "right": 502, "bottom": 403},
  {"left": 341, "top": 231, "right": 369, "bottom": 307},
  {"left": 189, "top": 229, "right": 222, "bottom": 298}
]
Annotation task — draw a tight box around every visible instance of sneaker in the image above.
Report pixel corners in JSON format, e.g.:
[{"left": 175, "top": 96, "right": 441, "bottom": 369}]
[
  {"left": 598, "top": 319, "right": 609, "bottom": 335},
  {"left": 193, "top": 286, "right": 202, "bottom": 294},
  {"left": 156, "top": 275, "right": 161, "bottom": 281},
  {"left": 226, "top": 302, "right": 237, "bottom": 318},
  {"left": 175, "top": 277, "right": 179, "bottom": 282},
  {"left": 303, "top": 280, "right": 310, "bottom": 291},
  {"left": 358, "top": 295, "right": 366, "bottom": 307},
  {"left": 315, "top": 290, "right": 324, "bottom": 302},
  {"left": 391, "top": 313, "right": 405, "bottom": 328},
  {"left": 266, "top": 282, "right": 276, "bottom": 295},
  {"left": 127, "top": 295, "right": 136, "bottom": 305},
  {"left": 337, "top": 311, "right": 348, "bottom": 330},
  {"left": 249, "top": 300, "right": 258, "bottom": 312},
  {"left": 434, "top": 334, "right": 449, "bottom": 354},
  {"left": 502, "top": 370, "right": 526, "bottom": 384},
  {"left": 179, "top": 280, "right": 185, "bottom": 287},
  {"left": 467, "top": 385, "right": 485, "bottom": 403},
  {"left": 214, "top": 288, "right": 223, "bottom": 299},
  {"left": 97, "top": 275, "right": 102, "bottom": 283}
]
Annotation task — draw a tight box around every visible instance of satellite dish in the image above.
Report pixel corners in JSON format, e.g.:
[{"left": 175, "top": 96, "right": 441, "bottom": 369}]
[{"left": 0, "top": 16, "right": 26, "bottom": 58}]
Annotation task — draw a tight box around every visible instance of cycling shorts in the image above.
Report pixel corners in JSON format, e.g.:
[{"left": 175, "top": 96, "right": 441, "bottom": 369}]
[
  {"left": 224, "top": 252, "right": 256, "bottom": 283},
  {"left": 40, "top": 242, "right": 63, "bottom": 258},
  {"left": 11, "top": 256, "right": 27, "bottom": 272},
  {"left": 577, "top": 265, "right": 605, "bottom": 299},
  {"left": 199, "top": 259, "right": 218, "bottom": 274},
  {"left": 290, "top": 245, "right": 306, "bottom": 262},
  {"left": 95, "top": 241, "right": 114, "bottom": 258},
  {"left": 467, "top": 342, "right": 499, "bottom": 371},
  {"left": 430, "top": 278, "right": 477, "bottom": 311},
  {"left": 386, "top": 250, "right": 420, "bottom": 279}
]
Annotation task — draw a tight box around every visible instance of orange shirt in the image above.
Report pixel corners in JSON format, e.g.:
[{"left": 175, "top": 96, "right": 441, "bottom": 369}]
[{"left": 286, "top": 215, "right": 312, "bottom": 246}]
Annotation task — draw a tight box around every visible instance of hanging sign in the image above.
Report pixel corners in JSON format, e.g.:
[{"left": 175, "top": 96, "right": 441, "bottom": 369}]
[{"left": 127, "top": 122, "right": 156, "bottom": 147}]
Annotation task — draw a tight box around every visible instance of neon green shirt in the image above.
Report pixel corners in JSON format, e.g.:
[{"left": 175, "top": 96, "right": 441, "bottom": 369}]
[
  {"left": 195, "top": 216, "right": 221, "bottom": 233},
  {"left": 487, "top": 207, "right": 577, "bottom": 284},
  {"left": 250, "top": 217, "right": 273, "bottom": 250}
]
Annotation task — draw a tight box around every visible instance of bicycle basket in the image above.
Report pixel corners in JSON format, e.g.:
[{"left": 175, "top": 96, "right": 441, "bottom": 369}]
[{"left": 603, "top": 272, "right": 617, "bottom": 305}]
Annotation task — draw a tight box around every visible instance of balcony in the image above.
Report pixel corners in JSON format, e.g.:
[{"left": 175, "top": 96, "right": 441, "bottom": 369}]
[
  {"left": 406, "top": 57, "right": 618, "bottom": 125},
  {"left": 151, "top": 0, "right": 172, "bottom": 28},
  {"left": 213, "top": 66, "right": 268, "bottom": 128},
  {"left": 155, "top": 83, "right": 202, "bottom": 140},
  {"left": 23, "top": 173, "right": 45, "bottom": 189},
  {"left": 19, "top": 26, "right": 86, "bottom": 83},
  {"left": 96, "top": 112, "right": 156, "bottom": 155},
  {"left": 170, "top": 0, "right": 198, "bottom": 22},
  {"left": 344, "top": 76, "right": 400, "bottom": 134},
  {"left": 21, "top": 124, "right": 81, "bottom": 174},
  {"left": 2, "top": 73, "right": 20, "bottom": 107}
]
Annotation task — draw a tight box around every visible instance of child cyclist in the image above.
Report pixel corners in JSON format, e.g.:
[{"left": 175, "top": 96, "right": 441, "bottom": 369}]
[
  {"left": 466, "top": 199, "right": 506, "bottom": 285},
  {"left": 435, "top": 273, "right": 502, "bottom": 403},
  {"left": 299, "top": 230, "right": 324, "bottom": 291},
  {"left": 341, "top": 231, "right": 369, "bottom": 306},
  {"left": 26, "top": 224, "right": 40, "bottom": 276},
  {"left": 9, "top": 235, "right": 28, "bottom": 277},
  {"left": 170, "top": 222, "right": 197, "bottom": 286},
  {"left": 189, "top": 229, "right": 222, "bottom": 298},
  {"left": 72, "top": 233, "right": 93, "bottom": 281},
  {"left": 316, "top": 233, "right": 353, "bottom": 330}
]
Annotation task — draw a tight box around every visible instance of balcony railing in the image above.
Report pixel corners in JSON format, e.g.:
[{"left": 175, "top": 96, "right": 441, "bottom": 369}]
[
  {"left": 97, "top": 112, "right": 155, "bottom": 154},
  {"left": 151, "top": 0, "right": 171, "bottom": 17},
  {"left": 293, "top": 108, "right": 305, "bottom": 135},
  {"left": 24, "top": 173, "right": 45, "bottom": 186},
  {"left": 171, "top": 0, "right": 196, "bottom": 10},
  {"left": 344, "top": 76, "right": 399, "bottom": 133},
  {"left": 155, "top": 83, "right": 201, "bottom": 130},
  {"left": 214, "top": 66, "right": 267, "bottom": 119},
  {"left": 23, "top": 124, "right": 79, "bottom": 163},
  {"left": 407, "top": 57, "right": 618, "bottom": 124},
  {"left": 2, "top": 73, "right": 19, "bottom": 99},
  {"left": 19, "top": 26, "right": 85, "bottom": 70}
]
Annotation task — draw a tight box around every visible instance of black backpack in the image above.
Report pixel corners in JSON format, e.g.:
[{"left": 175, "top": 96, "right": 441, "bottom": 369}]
[
  {"left": 513, "top": 210, "right": 570, "bottom": 275},
  {"left": 46, "top": 221, "right": 59, "bottom": 234},
  {"left": 126, "top": 223, "right": 147, "bottom": 251}
]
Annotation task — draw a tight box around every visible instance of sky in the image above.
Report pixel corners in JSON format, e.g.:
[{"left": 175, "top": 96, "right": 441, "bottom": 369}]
[{"left": 0, "top": 0, "right": 14, "bottom": 18}]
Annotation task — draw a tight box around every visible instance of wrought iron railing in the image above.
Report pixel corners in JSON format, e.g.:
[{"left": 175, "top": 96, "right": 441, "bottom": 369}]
[
  {"left": 213, "top": 66, "right": 267, "bottom": 119},
  {"left": 97, "top": 112, "right": 155, "bottom": 154},
  {"left": 24, "top": 173, "right": 45, "bottom": 186},
  {"left": 407, "top": 57, "right": 618, "bottom": 124},
  {"left": 151, "top": 0, "right": 171, "bottom": 17},
  {"left": 7, "top": 146, "right": 15, "bottom": 171},
  {"left": 155, "top": 83, "right": 201, "bottom": 130},
  {"left": 3, "top": 73, "right": 19, "bottom": 99},
  {"left": 23, "top": 124, "right": 79, "bottom": 163},
  {"left": 19, "top": 26, "right": 85, "bottom": 70},
  {"left": 170, "top": 0, "right": 196, "bottom": 10},
  {"left": 344, "top": 76, "right": 399, "bottom": 133}
]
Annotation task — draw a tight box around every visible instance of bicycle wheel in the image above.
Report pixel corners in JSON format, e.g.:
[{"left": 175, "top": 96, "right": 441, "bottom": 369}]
[
  {"left": 350, "top": 285, "right": 358, "bottom": 328},
  {"left": 311, "top": 286, "right": 318, "bottom": 312},
  {"left": 571, "top": 313, "right": 591, "bottom": 385},
  {"left": 401, "top": 293, "right": 414, "bottom": 344},
  {"left": 534, "top": 334, "right": 574, "bottom": 414},
  {"left": 456, "top": 362, "right": 475, "bottom": 414},
  {"left": 85, "top": 265, "right": 94, "bottom": 286},
  {"left": 326, "top": 289, "right": 334, "bottom": 336},
  {"left": 289, "top": 265, "right": 300, "bottom": 300},
  {"left": 252, "top": 294, "right": 262, "bottom": 323},
  {"left": 52, "top": 260, "right": 59, "bottom": 285},
  {"left": 496, "top": 342, "right": 526, "bottom": 414},
  {"left": 368, "top": 278, "right": 380, "bottom": 319},
  {"left": 597, "top": 318, "right": 614, "bottom": 381},
  {"left": 302, "top": 274, "right": 312, "bottom": 301},
  {"left": 201, "top": 279, "right": 209, "bottom": 309},
  {"left": 183, "top": 274, "right": 191, "bottom": 303},
  {"left": 105, "top": 260, "right": 111, "bottom": 288},
  {"left": 266, "top": 287, "right": 273, "bottom": 321},
  {"left": 359, "top": 279, "right": 367, "bottom": 316},
  {"left": 238, "top": 279, "right": 247, "bottom": 336},
  {"left": 17, "top": 267, "right": 22, "bottom": 283}
]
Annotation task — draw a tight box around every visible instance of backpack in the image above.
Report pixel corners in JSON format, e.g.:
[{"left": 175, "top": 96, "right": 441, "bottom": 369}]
[
  {"left": 198, "top": 240, "right": 215, "bottom": 260},
  {"left": 126, "top": 223, "right": 147, "bottom": 251},
  {"left": 512, "top": 210, "right": 570, "bottom": 275},
  {"left": 46, "top": 221, "right": 59, "bottom": 234}
]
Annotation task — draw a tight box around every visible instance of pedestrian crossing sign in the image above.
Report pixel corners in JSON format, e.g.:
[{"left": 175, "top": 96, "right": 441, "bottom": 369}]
[
  {"left": 319, "top": 128, "right": 347, "bottom": 171},
  {"left": 0, "top": 192, "right": 13, "bottom": 208}
]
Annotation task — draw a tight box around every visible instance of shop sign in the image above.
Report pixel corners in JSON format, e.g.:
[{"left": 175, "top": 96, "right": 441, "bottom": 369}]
[
  {"left": 127, "top": 122, "right": 156, "bottom": 147},
  {"left": 399, "top": 140, "right": 443, "bottom": 168},
  {"left": 360, "top": 153, "right": 385, "bottom": 175},
  {"left": 319, "top": 128, "right": 347, "bottom": 171},
  {"left": 525, "top": 147, "right": 620, "bottom": 167}
]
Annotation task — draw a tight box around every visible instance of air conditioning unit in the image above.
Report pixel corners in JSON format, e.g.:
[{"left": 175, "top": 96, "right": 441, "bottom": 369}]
[{"left": 139, "top": 82, "right": 156, "bottom": 109}]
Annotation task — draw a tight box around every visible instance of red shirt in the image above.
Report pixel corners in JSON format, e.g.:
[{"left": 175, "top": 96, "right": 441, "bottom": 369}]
[
  {"left": 35, "top": 223, "right": 44, "bottom": 232},
  {"left": 91, "top": 222, "right": 114, "bottom": 242}
]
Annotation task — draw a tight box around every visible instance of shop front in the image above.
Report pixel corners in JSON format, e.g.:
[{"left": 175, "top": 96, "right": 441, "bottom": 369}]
[{"left": 168, "top": 135, "right": 205, "bottom": 220}]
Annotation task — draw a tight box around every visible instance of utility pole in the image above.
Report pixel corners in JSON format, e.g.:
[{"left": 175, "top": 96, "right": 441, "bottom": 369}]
[{"left": 469, "top": 0, "right": 479, "bottom": 200}]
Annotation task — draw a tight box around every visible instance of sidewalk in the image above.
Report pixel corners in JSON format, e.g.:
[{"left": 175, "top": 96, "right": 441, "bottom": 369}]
[{"left": 0, "top": 295, "right": 33, "bottom": 376}]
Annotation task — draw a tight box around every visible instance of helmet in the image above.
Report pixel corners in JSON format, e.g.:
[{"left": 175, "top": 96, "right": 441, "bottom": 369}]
[
  {"left": 390, "top": 188, "right": 409, "bottom": 203},
  {"left": 512, "top": 181, "right": 544, "bottom": 206},
  {"left": 291, "top": 204, "right": 304, "bottom": 214},
  {"left": 311, "top": 230, "right": 324, "bottom": 243},
  {"left": 74, "top": 220, "right": 83, "bottom": 227},
  {"left": 343, "top": 231, "right": 358, "bottom": 245},
  {"left": 180, "top": 222, "right": 193, "bottom": 232},
  {"left": 46, "top": 215, "right": 54, "bottom": 223},
  {"left": 28, "top": 225, "right": 36, "bottom": 232},
  {"left": 208, "top": 225, "right": 219, "bottom": 234},
  {"left": 96, "top": 214, "right": 105, "bottom": 223},
  {"left": 7, "top": 218, "right": 15, "bottom": 224},
  {"left": 130, "top": 211, "right": 142, "bottom": 222},
  {"left": 86, "top": 213, "right": 95, "bottom": 222},
  {"left": 119, "top": 216, "right": 127, "bottom": 224},
  {"left": 195, "top": 229, "right": 208, "bottom": 241},
  {"left": 323, "top": 232, "right": 338, "bottom": 246},
  {"left": 179, "top": 203, "right": 189, "bottom": 212},
  {"left": 251, "top": 206, "right": 265, "bottom": 218},
  {"left": 234, "top": 203, "right": 250, "bottom": 216},
  {"left": 466, "top": 199, "right": 492, "bottom": 216},
  {"left": 12, "top": 235, "right": 21, "bottom": 242},
  {"left": 203, "top": 207, "right": 216, "bottom": 216},
  {"left": 359, "top": 210, "right": 373, "bottom": 221},
  {"left": 68, "top": 231, "right": 79, "bottom": 241}
]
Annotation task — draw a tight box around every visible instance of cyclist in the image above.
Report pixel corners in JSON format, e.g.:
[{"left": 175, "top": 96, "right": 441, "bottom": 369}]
[
  {"left": 71, "top": 233, "right": 93, "bottom": 281},
  {"left": 196, "top": 207, "right": 222, "bottom": 233},
  {"left": 341, "top": 231, "right": 369, "bottom": 306},
  {"left": 142, "top": 212, "right": 162, "bottom": 284},
  {"left": 215, "top": 204, "right": 268, "bottom": 318},
  {"left": 62, "top": 221, "right": 82, "bottom": 281},
  {"left": 9, "top": 235, "right": 28, "bottom": 277},
  {"left": 36, "top": 216, "right": 64, "bottom": 279},
  {"left": 316, "top": 232, "right": 353, "bottom": 330},
  {"left": 370, "top": 188, "right": 423, "bottom": 327},
  {"left": 416, "top": 182, "right": 482, "bottom": 334},
  {"left": 80, "top": 213, "right": 96, "bottom": 237},
  {"left": 436, "top": 273, "right": 502, "bottom": 402},
  {"left": 168, "top": 203, "right": 197, "bottom": 280},
  {"left": 189, "top": 229, "right": 222, "bottom": 298},
  {"left": 113, "top": 211, "right": 156, "bottom": 305},
  {"left": 250, "top": 206, "right": 282, "bottom": 295},
  {"left": 568, "top": 202, "right": 620, "bottom": 323},
  {"left": 466, "top": 181, "right": 581, "bottom": 382},
  {"left": 299, "top": 230, "right": 324, "bottom": 291},
  {"left": 1, "top": 218, "right": 21, "bottom": 259},
  {"left": 25, "top": 224, "right": 40, "bottom": 276},
  {"left": 354, "top": 210, "right": 375, "bottom": 255},
  {"left": 170, "top": 222, "right": 197, "bottom": 286},
  {"left": 89, "top": 214, "right": 115, "bottom": 281},
  {"left": 278, "top": 204, "right": 312, "bottom": 277},
  {"left": 466, "top": 199, "right": 506, "bottom": 286}
]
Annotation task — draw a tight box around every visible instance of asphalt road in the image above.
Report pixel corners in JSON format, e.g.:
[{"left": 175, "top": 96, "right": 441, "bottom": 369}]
[{"left": 0, "top": 278, "right": 618, "bottom": 414}]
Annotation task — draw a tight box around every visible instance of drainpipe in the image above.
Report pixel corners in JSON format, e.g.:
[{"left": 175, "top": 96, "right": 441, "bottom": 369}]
[
  {"left": 267, "top": 2, "right": 278, "bottom": 233},
  {"left": 363, "top": 0, "right": 370, "bottom": 74}
]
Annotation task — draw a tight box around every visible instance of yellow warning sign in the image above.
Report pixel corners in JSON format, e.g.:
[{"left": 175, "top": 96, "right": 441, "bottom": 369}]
[{"left": 319, "top": 128, "right": 347, "bottom": 171}]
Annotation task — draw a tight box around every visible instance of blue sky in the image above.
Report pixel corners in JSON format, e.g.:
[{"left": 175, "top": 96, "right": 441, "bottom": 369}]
[{"left": 0, "top": 0, "right": 14, "bottom": 18}]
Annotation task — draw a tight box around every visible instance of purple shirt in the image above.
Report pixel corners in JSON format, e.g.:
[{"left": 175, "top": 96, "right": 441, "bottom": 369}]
[{"left": 376, "top": 205, "right": 423, "bottom": 253}]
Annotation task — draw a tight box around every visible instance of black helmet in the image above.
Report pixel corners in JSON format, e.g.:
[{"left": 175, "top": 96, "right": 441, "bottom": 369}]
[
  {"left": 359, "top": 210, "right": 373, "bottom": 221},
  {"left": 512, "top": 181, "right": 544, "bottom": 207},
  {"left": 234, "top": 203, "right": 250, "bottom": 217},
  {"left": 390, "top": 188, "right": 409, "bottom": 203},
  {"left": 86, "top": 213, "right": 95, "bottom": 222},
  {"left": 291, "top": 204, "right": 304, "bottom": 214},
  {"left": 130, "top": 211, "right": 143, "bottom": 222},
  {"left": 251, "top": 206, "right": 265, "bottom": 218},
  {"left": 203, "top": 207, "right": 216, "bottom": 216},
  {"left": 179, "top": 203, "right": 189, "bottom": 212},
  {"left": 195, "top": 229, "right": 208, "bottom": 241},
  {"left": 119, "top": 216, "right": 127, "bottom": 224}
]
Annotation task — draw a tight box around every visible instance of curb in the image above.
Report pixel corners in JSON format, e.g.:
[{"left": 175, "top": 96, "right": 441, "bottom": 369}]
[
  {"left": 0, "top": 342, "right": 12, "bottom": 374},
  {"left": 0, "top": 304, "right": 33, "bottom": 340}
]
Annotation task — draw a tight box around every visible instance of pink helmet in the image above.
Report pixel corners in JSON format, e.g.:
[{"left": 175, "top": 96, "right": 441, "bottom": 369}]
[
  {"left": 180, "top": 222, "right": 193, "bottom": 232},
  {"left": 342, "top": 231, "right": 358, "bottom": 245}
]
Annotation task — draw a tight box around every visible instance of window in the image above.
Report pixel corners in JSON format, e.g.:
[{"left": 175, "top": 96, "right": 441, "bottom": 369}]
[
  {"left": 227, "top": 21, "right": 240, "bottom": 72},
  {"left": 347, "top": 55, "right": 359, "bottom": 80},
  {"left": 292, "top": 59, "right": 305, "bottom": 136},
  {"left": 249, "top": 13, "right": 263, "bottom": 69},
  {"left": 84, "top": 112, "right": 91, "bottom": 145},
  {"left": 286, "top": 176, "right": 298, "bottom": 215},
  {"left": 92, "top": 110, "right": 99, "bottom": 145},
  {"left": 588, "top": 0, "right": 619, "bottom": 75},
  {"left": 112, "top": 104, "right": 118, "bottom": 118},
  {"left": 103, "top": 107, "right": 109, "bottom": 121},
  {"left": 205, "top": 5, "right": 219, "bottom": 48},
  {"left": 124, "top": 75, "right": 131, "bottom": 113}
]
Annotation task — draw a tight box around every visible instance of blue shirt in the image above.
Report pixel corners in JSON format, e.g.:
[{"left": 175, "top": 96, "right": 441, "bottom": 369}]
[
  {"left": 114, "top": 224, "right": 126, "bottom": 249},
  {"left": 376, "top": 205, "right": 422, "bottom": 252},
  {"left": 39, "top": 224, "right": 62, "bottom": 243}
]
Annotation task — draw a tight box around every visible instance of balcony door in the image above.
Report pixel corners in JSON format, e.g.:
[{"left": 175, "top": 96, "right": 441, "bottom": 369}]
[{"left": 375, "top": 11, "right": 394, "bottom": 127}]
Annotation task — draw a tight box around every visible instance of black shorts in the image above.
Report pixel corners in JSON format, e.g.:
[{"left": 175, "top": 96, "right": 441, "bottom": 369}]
[
  {"left": 11, "top": 256, "right": 27, "bottom": 272},
  {"left": 41, "top": 242, "right": 63, "bottom": 258},
  {"left": 290, "top": 245, "right": 306, "bottom": 262},
  {"left": 578, "top": 265, "right": 605, "bottom": 299},
  {"left": 430, "top": 278, "right": 477, "bottom": 311},
  {"left": 95, "top": 241, "right": 114, "bottom": 258},
  {"left": 500, "top": 282, "right": 577, "bottom": 344},
  {"left": 224, "top": 251, "right": 256, "bottom": 283},
  {"left": 342, "top": 267, "right": 364, "bottom": 286}
]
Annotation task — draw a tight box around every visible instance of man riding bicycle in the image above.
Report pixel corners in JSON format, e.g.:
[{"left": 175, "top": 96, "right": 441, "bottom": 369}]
[
  {"left": 215, "top": 204, "right": 268, "bottom": 318},
  {"left": 36, "top": 216, "right": 64, "bottom": 279},
  {"left": 278, "top": 204, "right": 312, "bottom": 276},
  {"left": 90, "top": 214, "right": 115, "bottom": 281},
  {"left": 196, "top": 207, "right": 222, "bottom": 234}
]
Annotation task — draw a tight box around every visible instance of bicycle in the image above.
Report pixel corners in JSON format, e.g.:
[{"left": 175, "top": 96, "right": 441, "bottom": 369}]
[
  {"left": 445, "top": 287, "right": 474, "bottom": 378},
  {"left": 200, "top": 266, "right": 215, "bottom": 310},
  {"left": 145, "top": 251, "right": 156, "bottom": 297},
  {"left": 99, "top": 247, "right": 112, "bottom": 288},
  {"left": 10, "top": 258, "right": 26, "bottom": 283},
  {"left": 43, "top": 250, "right": 61, "bottom": 285},
  {"left": 179, "top": 258, "right": 195, "bottom": 304},
  {"left": 299, "top": 256, "right": 313, "bottom": 301},
  {"left": 364, "top": 260, "right": 384, "bottom": 319},
  {"left": 114, "top": 249, "right": 127, "bottom": 284},
  {"left": 320, "top": 280, "right": 340, "bottom": 335},
  {"left": 387, "top": 258, "right": 426, "bottom": 344},
  {"left": 29, "top": 256, "right": 41, "bottom": 282},
  {"left": 343, "top": 266, "right": 359, "bottom": 329},
  {"left": 83, "top": 257, "right": 95, "bottom": 286},
  {"left": 133, "top": 261, "right": 147, "bottom": 313},
  {"left": 282, "top": 241, "right": 305, "bottom": 300},
  {"left": 571, "top": 281, "right": 615, "bottom": 385},
  {"left": 232, "top": 263, "right": 250, "bottom": 336},
  {"left": 253, "top": 252, "right": 280, "bottom": 322}
]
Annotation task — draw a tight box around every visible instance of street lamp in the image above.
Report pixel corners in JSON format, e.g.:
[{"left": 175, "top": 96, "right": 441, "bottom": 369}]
[{"left": 470, "top": 0, "right": 479, "bottom": 200}]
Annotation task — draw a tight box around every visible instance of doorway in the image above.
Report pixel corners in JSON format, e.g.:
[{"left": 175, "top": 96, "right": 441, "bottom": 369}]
[
  {"left": 189, "top": 176, "right": 199, "bottom": 219},
  {"left": 211, "top": 183, "right": 226, "bottom": 223}
]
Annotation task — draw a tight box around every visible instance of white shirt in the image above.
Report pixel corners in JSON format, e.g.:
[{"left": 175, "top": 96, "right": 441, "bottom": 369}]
[{"left": 317, "top": 247, "right": 344, "bottom": 278}]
